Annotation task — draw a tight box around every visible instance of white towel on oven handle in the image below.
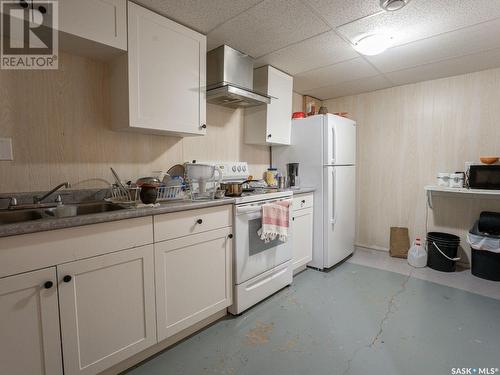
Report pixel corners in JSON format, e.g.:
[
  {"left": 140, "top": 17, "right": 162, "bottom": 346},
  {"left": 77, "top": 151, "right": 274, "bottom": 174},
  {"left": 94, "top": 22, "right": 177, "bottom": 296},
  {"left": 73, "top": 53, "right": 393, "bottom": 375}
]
[{"left": 257, "top": 199, "right": 291, "bottom": 243}]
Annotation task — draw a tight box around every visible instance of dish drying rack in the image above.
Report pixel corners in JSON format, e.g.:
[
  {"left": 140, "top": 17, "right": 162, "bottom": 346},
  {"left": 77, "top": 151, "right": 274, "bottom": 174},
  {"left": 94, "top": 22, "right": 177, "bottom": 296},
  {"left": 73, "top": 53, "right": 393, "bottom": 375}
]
[{"left": 108, "top": 184, "right": 183, "bottom": 205}]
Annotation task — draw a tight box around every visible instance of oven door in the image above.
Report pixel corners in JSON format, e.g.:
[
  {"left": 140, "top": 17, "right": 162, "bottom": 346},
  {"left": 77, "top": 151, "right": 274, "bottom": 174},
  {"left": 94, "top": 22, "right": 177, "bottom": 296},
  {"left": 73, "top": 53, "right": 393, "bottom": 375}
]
[{"left": 234, "top": 200, "right": 292, "bottom": 285}]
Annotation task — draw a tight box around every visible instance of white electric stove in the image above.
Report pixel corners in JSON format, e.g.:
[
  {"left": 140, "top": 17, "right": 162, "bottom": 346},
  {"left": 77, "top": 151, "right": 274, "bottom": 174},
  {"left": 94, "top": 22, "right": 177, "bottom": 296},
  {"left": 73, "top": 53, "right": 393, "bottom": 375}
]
[{"left": 199, "top": 161, "right": 294, "bottom": 314}]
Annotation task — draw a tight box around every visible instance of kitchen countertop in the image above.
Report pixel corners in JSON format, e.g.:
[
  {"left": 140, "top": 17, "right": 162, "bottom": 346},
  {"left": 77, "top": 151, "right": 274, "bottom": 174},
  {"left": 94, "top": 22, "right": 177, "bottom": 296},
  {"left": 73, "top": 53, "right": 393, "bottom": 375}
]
[
  {"left": 288, "top": 187, "right": 316, "bottom": 195},
  {"left": 0, "top": 188, "right": 316, "bottom": 238},
  {"left": 0, "top": 198, "right": 236, "bottom": 238}
]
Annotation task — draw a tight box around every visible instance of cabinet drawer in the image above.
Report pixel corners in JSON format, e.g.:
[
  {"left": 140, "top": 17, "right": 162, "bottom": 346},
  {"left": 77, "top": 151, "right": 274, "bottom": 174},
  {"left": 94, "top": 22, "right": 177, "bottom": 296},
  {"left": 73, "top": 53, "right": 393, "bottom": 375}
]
[
  {"left": 0, "top": 216, "right": 153, "bottom": 279},
  {"left": 154, "top": 205, "right": 232, "bottom": 242},
  {"left": 293, "top": 193, "right": 314, "bottom": 211}
]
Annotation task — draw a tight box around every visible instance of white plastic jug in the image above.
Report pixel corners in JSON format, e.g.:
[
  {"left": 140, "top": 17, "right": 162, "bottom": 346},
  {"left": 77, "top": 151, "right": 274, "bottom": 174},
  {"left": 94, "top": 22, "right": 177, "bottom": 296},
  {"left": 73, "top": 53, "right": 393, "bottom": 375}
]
[{"left": 408, "top": 238, "right": 427, "bottom": 268}]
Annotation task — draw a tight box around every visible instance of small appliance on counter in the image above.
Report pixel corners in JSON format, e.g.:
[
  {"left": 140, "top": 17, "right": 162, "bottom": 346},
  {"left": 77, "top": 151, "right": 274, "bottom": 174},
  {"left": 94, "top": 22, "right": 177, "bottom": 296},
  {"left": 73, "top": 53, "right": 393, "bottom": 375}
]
[
  {"left": 185, "top": 163, "right": 222, "bottom": 200},
  {"left": 287, "top": 163, "right": 300, "bottom": 189},
  {"left": 467, "top": 164, "right": 500, "bottom": 190}
]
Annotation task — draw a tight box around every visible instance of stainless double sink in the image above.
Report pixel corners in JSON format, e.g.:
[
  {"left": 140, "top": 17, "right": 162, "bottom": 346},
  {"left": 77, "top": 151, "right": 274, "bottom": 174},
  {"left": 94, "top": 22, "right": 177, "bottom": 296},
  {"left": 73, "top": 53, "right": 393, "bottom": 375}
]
[{"left": 0, "top": 202, "right": 125, "bottom": 225}]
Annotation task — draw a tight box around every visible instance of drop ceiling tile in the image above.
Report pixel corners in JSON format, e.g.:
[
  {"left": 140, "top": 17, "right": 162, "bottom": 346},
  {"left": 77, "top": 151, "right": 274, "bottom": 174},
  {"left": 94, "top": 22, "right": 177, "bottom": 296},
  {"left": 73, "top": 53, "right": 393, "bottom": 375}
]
[
  {"left": 294, "top": 58, "right": 380, "bottom": 92},
  {"left": 305, "top": 0, "right": 383, "bottom": 27},
  {"left": 337, "top": 0, "right": 500, "bottom": 48},
  {"left": 303, "top": 75, "right": 392, "bottom": 100},
  {"left": 385, "top": 47, "right": 500, "bottom": 86},
  {"left": 367, "top": 18, "right": 500, "bottom": 73},
  {"left": 207, "top": 0, "right": 330, "bottom": 57},
  {"left": 132, "top": 0, "right": 264, "bottom": 33},
  {"left": 254, "top": 31, "right": 359, "bottom": 75}
]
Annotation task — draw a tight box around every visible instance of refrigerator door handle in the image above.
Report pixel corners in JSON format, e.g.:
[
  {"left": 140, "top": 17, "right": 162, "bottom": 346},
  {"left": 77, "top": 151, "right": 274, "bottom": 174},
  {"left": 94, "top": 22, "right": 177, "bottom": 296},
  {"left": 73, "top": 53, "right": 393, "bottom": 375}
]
[
  {"left": 330, "top": 123, "right": 336, "bottom": 165},
  {"left": 330, "top": 169, "right": 337, "bottom": 225}
]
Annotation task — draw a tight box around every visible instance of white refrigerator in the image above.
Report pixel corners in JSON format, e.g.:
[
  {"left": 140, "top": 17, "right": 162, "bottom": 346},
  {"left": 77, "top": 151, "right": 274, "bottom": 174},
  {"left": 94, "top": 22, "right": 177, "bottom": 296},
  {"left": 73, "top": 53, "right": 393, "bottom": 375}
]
[{"left": 272, "top": 114, "right": 356, "bottom": 270}]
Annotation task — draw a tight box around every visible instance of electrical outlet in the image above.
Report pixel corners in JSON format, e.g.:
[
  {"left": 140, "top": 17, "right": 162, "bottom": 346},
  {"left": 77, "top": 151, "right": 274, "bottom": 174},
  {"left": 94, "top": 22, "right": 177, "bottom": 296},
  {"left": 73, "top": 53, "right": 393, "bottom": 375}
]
[{"left": 0, "top": 138, "right": 13, "bottom": 161}]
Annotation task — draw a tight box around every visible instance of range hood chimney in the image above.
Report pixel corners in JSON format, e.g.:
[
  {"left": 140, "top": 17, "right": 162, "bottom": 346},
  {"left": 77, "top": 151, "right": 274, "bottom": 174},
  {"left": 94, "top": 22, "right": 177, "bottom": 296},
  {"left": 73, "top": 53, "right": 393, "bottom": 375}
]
[{"left": 206, "top": 45, "right": 271, "bottom": 108}]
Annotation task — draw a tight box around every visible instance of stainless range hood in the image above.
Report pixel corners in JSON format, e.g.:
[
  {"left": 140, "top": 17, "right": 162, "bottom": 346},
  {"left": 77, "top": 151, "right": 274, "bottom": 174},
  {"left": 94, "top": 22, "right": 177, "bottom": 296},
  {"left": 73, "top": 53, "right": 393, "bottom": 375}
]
[{"left": 206, "top": 45, "right": 271, "bottom": 108}]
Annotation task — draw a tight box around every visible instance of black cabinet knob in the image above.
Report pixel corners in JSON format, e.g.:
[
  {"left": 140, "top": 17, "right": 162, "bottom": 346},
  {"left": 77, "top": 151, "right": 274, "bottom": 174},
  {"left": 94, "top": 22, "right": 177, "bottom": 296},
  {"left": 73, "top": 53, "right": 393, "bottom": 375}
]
[
  {"left": 267, "top": 134, "right": 272, "bottom": 138},
  {"left": 228, "top": 234, "right": 233, "bottom": 239},
  {"left": 201, "top": 124, "right": 207, "bottom": 129},
  {"left": 44, "top": 281, "right": 53, "bottom": 289},
  {"left": 63, "top": 275, "right": 72, "bottom": 283},
  {"left": 292, "top": 217, "right": 295, "bottom": 221},
  {"left": 196, "top": 219, "right": 203, "bottom": 224},
  {"left": 38, "top": 5, "right": 47, "bottom": 13},
  {"left": 19, "top": 1, "right": 28, "bottom": 8},
  {"left": 301, "top": 200, "right": 306, "bottom": 204}
]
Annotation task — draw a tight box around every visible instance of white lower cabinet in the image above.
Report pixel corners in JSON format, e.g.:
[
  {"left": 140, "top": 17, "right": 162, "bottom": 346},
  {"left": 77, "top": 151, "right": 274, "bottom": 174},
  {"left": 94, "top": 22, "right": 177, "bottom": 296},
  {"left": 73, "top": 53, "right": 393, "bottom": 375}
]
[
  {"left": 0, "top": 208, "right": 234, "bottom": 375},
  {"left": 155, "top": 228, "right": 233, "bottom": 340},
  {"left": 58, "top": 245, "right": 157, "bottom": 375},
  {"left": 292, "top": 194, "right": 314, "bottom": 271},
  {"left": 0, "top": 268, "right": 63, "bottom": 375}
]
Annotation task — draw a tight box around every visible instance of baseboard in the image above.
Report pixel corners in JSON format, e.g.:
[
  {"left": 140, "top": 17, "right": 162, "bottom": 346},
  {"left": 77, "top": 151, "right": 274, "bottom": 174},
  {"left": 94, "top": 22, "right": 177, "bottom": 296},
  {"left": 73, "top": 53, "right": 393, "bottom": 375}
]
[
  {"left": 293, "top": 264, "right": 308, "bottom": 275},
  {"left": 355, "top": 244, "right": 471, "bottom": 269},
  {"left": 100, "top": 309, "right": 227, "bottom": 375},
  {"left": 355, "top": 243, "right": 389, "bottom": 252}
]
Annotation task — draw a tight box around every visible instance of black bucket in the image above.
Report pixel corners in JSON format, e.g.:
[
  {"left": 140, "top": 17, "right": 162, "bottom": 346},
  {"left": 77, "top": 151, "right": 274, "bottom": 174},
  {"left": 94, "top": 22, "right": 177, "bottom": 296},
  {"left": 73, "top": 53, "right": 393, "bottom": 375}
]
[{"left": 427, "top": 232, "right": 461, "bottom": 272}]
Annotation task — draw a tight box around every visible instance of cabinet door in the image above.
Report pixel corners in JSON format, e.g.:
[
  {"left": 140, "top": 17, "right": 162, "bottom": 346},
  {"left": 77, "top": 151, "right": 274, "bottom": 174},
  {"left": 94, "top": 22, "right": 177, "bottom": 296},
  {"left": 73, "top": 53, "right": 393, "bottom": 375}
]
[
  {"left": 58, "top": 245, "right": 156, "bottom": 375},
  {"left": 127, "top": 2, "right": 206, "bottom": 136},
  {"left": 266, "top": 67, "right": 293, "bottom": 145},
  {"left": 59, "top": 0, "right": 127, "bottom": 50},
  {"left": 155, "top": 228, "right": 232, "bottom": 340},
  {"left": 292, "top": 207, "right": 313, "bottom": 271},
  {"left": 0, "top": 268, "right": 62, "bottom": 375}
]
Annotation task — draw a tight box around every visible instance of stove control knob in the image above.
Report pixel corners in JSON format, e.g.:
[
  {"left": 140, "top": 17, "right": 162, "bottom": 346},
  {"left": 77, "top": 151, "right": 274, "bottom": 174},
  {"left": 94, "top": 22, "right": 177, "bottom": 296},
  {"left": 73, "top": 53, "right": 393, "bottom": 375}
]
[
  {"left": 232, "top": 166, "right": 237, "bottom": 172},
  {"left": 242, "top": 166, "right": 247, "bottom": 172},
  {"left": 237, "top": 166, "right": 242, "bottom": 172}
]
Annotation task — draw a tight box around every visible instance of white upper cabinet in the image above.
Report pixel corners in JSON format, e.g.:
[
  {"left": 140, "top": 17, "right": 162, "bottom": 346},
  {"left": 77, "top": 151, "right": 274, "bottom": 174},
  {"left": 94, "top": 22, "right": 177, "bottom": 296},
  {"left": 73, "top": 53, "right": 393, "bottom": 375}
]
[
  {"left": 0, "top": 268, "right": 63, "bottom": 375},
  {"left": 0, "top": 0, "right": 127, "bottom": 59},
  {"left": 110, "top": 1, "right": 207, "bottom": 136},
  {"left": 59, "top": 0, "right": 127, "bottom": 51},
  {"left": 244, "top": 66, "right": 293, "bottom": 145}
]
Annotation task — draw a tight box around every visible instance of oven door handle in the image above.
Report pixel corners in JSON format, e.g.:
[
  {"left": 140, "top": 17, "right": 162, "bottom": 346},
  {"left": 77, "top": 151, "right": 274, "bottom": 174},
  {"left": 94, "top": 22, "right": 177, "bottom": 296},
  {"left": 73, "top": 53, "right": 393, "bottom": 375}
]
[{"left": 236, "top": 206, "right": 262, "bottom": 214}]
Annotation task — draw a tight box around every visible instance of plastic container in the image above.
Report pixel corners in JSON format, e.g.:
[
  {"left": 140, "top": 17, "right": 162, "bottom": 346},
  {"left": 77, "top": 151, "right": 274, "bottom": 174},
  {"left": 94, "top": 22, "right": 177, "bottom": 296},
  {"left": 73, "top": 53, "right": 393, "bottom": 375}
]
[
  {"left": 468, "top": 221, "right": 500, "bottom": 281},
  {"left": 265, "top": 168, "right": 278, "bottom": 187},
  {"left": 449, "top": 172, "right": 464, "bottom": 188},
  {"left": 426, "top": 232, "right": 461, "bottom": 272},
  {"left": 408, "top": 238, "right": 427, "bottom": 268},
  {"left": 437, "top": 173, "right": 450, "bottom": 187}
]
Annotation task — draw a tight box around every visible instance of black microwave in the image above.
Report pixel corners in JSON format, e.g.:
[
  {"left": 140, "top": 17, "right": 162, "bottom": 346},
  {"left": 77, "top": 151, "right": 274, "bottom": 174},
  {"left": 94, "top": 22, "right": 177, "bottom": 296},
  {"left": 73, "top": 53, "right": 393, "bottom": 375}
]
[{"left": 468, "top": 165, "right": 500, "bottom": 190}]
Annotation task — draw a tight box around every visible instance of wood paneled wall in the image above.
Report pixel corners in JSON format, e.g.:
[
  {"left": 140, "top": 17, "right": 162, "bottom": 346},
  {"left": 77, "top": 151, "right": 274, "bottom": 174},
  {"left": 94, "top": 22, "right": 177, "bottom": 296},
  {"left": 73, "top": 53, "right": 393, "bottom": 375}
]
[
  {"left": 0, "top": 52, "right": 270, "bottom": 193},
  {"left": 324, "top": 67, "right": 500, "bottom": 262}
]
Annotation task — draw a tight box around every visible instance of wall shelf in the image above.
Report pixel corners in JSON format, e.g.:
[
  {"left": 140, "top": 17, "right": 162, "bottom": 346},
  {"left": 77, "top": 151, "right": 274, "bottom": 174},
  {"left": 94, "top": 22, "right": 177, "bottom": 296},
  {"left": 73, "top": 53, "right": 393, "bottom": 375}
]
[{"left": 425, "top": 185, "right": 500, "bottom": 208}]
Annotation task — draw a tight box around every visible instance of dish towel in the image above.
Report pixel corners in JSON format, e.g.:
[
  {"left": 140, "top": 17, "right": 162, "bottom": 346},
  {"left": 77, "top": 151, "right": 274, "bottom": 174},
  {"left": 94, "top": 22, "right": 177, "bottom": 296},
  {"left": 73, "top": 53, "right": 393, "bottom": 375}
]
[{"left": 258, "top": 199, "right": 292, "bottom": 243}]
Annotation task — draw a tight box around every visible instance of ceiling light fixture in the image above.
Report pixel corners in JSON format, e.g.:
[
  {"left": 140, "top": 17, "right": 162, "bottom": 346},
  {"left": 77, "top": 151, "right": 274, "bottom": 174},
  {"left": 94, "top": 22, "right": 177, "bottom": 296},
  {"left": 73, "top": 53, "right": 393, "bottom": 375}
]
[
  {"left": 353, "top": 34, "right": 393, "bottom": 56},
  {"left": 380, "top": 0, "right": 411, "bottom": 11}
]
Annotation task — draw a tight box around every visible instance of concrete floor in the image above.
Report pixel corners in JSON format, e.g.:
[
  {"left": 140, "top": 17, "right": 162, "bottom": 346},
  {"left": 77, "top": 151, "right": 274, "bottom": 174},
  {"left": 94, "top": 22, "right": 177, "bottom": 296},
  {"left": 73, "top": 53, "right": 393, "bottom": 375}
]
[
  {"left": 350, "top": 248, "right": 500, "bottom": 300},
  {"left": 127, "top": 262, "right": 500, "bottom": 375}
]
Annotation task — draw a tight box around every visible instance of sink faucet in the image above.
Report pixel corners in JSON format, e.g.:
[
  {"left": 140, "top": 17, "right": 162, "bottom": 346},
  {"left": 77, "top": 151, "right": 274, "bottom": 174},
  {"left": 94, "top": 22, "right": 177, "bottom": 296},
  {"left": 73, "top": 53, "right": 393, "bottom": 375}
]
[
  {"left": 0, "top": 196, "right": 17, "bottom": 209},
  {"left": 33, "top": 182, "right": 70, "bottom": 204}
]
